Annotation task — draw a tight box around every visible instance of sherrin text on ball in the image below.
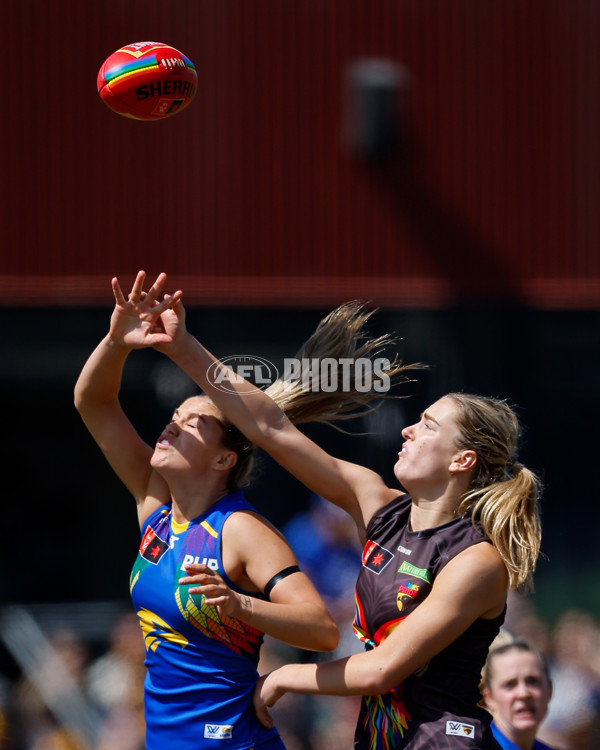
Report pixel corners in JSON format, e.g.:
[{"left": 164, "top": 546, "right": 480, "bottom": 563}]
[{"left": 97, "top": 41, "right": 197, "bottom": 120}]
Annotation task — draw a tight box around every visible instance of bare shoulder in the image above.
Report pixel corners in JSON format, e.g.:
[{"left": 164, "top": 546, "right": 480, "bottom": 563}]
[
  {"left": 221, "top": 510, "right": 298, "bottom": 592},
  {"left": 223, "top": 508, "right": 285, "bottom": 541},
  {"left": 456, "top": 539, "right": 504, "bottom": 566},
  {"left": 435, "top": 542, "right": 508, "bottom": 619},
  {"left": 442, "top": 541, "right": 507, "bottom": 585},
  {"left": 222, "top": 510, "right": 291, "bottom": 563}
]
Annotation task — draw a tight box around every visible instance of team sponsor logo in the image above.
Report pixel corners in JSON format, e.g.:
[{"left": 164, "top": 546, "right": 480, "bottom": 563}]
[
  {"left": 397, "top": 544, "right": 412, "bottom": 555},
  {"left": 140, "top": 527, "right": 169, "bottom": 564},
  {"left": 362, "top": 540, "right": 394, "bottom": 574},
  {"left": 446, "top": 720, "right": 475, "bottom": 738},
  {"left": 398, "top": 560, "right": 431, "bottom": 582},
  {"left": 396, "top": 581, "right": 420, "bottom": 612},
  {"left": 204, "top": 723, "right": 234, "bottom": 740},
  {"left": 397, "top": 581, "right": 420, "bottom": 597},
  {"left": 180, "top": 554, "right": 219, "bottom": 572}
]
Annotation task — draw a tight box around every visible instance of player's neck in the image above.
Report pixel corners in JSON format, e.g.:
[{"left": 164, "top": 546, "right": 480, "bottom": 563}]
[
  {"left": 169, "top": 483, "right": 230, "bottom": 524},
  {"left": 495, "top": 718, "right": 537, "bottom": 750},
  {"left": 409, "top": 495, "right": 460, "bottom": 531}
]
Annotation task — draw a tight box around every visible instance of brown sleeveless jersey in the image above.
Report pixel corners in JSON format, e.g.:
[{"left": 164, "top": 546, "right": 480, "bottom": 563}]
[{"left": 353, "top": 493, "right": 504, "bottom": 750}]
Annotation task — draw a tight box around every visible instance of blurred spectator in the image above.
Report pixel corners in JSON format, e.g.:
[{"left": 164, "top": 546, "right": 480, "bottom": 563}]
[
  {"left": 537, "top": 610, "right": 600, "bottom": 750},
  {"left": 85, "top": 612, "right": 145, "bottom": 750},
  {"left": 496, "top": 597, "right": 600, "bottom": 750},
  {"left": 86, "top": 611, "right": 145, "bottom": 713},
  {"left": 481, "top": 633, "right": 556, "bottom": 749},
  {"left": 0, "top": 675, "right": 15, "bottom": 750},
  {"left": 12, "top": 629, "right": 90, "bottom": 750}
]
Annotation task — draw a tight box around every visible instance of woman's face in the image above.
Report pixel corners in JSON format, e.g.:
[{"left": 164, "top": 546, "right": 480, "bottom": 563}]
[
  {"left": 393, "top": 397, "right": 465, "bottom": 491},
  {"left": 483, "top": 648, "right": 552, "bottom": 737},
  {"left": 150, "top": 395, "right": 227, "bottom": 476}
]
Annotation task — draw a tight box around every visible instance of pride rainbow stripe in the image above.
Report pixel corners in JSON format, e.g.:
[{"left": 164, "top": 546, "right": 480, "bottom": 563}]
[{"left": 104, "top": 54, "right": 196, "bottom": 85}]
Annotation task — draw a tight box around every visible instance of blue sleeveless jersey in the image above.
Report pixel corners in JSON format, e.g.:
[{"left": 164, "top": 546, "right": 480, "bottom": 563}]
[{"left": 130, "top": 490, "right": 281, "bottom": 749}]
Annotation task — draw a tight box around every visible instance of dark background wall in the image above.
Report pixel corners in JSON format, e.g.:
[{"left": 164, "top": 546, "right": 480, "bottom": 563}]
[
  {"left": 2, "top": 0, "right": 599, "bottom": 307},
  {"left": 1, "top": 1, "right": 599, "bottom": 623}
]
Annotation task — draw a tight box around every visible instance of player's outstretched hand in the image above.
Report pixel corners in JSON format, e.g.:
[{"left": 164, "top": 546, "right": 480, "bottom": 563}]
[{"left": 110, "top": 270, "right": 182, "bottom": 349}]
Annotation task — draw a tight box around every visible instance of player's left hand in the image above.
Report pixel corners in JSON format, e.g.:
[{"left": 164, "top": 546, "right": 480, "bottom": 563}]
[{"left": 179, "top": 563, "right": 246, "bottom": 618}]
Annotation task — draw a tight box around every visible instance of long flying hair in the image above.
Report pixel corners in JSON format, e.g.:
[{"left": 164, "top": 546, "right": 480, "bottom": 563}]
[{"left": 220, "top": 302, "right": 420, "bottom": 492}]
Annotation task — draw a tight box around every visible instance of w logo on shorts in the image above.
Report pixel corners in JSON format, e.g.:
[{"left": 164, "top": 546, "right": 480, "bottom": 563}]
[
  {"left": 204, "top": 723, "right": 233, "bottom": 740},
  {"left": 445, "top": 720, "right": 475, "bottom": 737}
]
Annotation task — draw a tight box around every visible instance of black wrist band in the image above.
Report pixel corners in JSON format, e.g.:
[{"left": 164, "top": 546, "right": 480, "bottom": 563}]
[{"left": 264, "top": 565, "right": 301, "bottom": 598}]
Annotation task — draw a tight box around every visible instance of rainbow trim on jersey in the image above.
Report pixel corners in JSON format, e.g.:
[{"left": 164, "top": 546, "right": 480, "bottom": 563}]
[
  {"left": 362, "top": 689, "right": 411, "bottom": 750},
  {"left": 353, "top": 589, "right": 376, "bottom": 646},
  {"left": 353, "top": 590, "right": 405, "bottom": 646},
  {"left": 353, "top": 589, "right": 413, "bottom": 749}
]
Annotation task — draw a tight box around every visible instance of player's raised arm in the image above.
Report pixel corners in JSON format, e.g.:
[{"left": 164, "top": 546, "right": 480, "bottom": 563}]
[
  {"left": 74, "top": 271, "right": 179, "bottom": 514},
  {"left": 157, "top": 292, "right": 412, "bottom": 534}
]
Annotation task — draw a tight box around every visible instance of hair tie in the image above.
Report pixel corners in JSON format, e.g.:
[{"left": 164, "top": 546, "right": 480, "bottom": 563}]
[{"left": 506, "top": 457, "right": 521, "bottom": 476}]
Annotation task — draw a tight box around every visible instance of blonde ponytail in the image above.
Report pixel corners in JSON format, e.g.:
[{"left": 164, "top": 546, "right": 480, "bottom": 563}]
[
  {"left": 450, "top": 393, "right": 543, "bottom": 592},
  {"left": 460, "top": 465, "right": 542, "bottom": 591}
]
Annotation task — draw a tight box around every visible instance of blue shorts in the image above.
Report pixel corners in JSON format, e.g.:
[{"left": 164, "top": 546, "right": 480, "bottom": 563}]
[{"left": 254, "top": 736, "right": 286, "bottom": 750}]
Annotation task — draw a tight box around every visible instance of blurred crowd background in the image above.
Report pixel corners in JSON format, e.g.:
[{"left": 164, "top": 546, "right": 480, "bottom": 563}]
[
  {"left": 2, "top": 1, "right": 599, "bottom": 748},
  {"left": 1, "top": 495, "right": 599, "bottom": 749}
]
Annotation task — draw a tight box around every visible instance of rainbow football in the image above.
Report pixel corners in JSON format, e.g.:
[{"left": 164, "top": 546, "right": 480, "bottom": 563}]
[{"left": 97, "top": 41, "right": 197, "bottom": 120}]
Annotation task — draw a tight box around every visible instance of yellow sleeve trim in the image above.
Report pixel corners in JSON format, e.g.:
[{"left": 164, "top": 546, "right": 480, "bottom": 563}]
[{"left": 201, "top": 520, "right": 219, "bottom": 538}]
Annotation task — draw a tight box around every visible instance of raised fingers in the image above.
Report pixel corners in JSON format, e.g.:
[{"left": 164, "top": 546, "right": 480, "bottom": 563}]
[
  {"left": 143, "top": 272, "right": 167, "bottom": 305},
  {"left": 127, "top": 270, "right": 148, "bottom": 302},
  {"left": 111, "top": 276, "right": 127, "bottom": 305},
  {"left": 153, "top": 289, "right": 182, "bottom": 315}
]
